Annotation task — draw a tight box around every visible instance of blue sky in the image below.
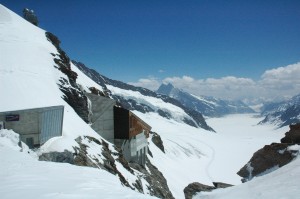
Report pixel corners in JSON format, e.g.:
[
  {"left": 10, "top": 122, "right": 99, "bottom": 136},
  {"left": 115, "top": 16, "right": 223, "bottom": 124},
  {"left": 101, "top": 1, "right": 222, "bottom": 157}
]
[{"left": 2, "top": 0, "right": 300, "bottom": 100}]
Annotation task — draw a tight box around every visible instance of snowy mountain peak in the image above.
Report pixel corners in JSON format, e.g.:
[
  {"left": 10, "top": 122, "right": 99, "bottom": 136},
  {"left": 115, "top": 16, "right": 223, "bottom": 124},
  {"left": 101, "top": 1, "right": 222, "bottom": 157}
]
[
  {"left": 259, "top": 93, "right": 300, "bottom": 127},
  {"left": 157, "top": 83, "right": 255, "bottom": 117},
  {"left": 157, "top": 83, "right": 175, "bottom": 95}
]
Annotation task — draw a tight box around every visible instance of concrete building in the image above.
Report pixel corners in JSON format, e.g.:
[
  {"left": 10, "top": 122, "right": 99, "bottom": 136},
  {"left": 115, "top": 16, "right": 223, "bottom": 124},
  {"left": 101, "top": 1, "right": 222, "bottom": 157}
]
[
  {"left": 0, "top": 106, "right": 64, "bottom": 148},
  {"left": 87, "top": 94, "right": 151, "bottom": 165}
]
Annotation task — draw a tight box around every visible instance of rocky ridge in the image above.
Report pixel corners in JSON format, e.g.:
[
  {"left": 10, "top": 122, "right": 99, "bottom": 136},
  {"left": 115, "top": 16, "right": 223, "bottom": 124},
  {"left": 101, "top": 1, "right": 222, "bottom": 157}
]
[
  {"left": 237, "top": 123, "right": 300, "bottom": 182},
  {"left": 46, "top": 32, "right": 90, "bottom": 123},
  {"left": 183, "top": 182, "right": 233, "bottom": 199}
]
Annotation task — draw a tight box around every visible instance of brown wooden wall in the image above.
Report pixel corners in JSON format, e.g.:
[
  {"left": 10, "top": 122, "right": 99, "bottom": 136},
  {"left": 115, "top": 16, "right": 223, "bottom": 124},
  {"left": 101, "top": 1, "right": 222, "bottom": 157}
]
[
  {"left": 129, "top": 112, "right": 151, "bottom": 138},
  {"left": 114, "top": 106, "right": 151, "bottom": 139}
]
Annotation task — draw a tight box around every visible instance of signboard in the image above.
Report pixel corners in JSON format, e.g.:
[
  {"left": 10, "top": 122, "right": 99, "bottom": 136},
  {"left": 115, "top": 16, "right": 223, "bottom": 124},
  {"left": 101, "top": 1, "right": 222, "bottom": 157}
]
[{"left": 6, "top": 114, "right": 20, "bottom": 121}]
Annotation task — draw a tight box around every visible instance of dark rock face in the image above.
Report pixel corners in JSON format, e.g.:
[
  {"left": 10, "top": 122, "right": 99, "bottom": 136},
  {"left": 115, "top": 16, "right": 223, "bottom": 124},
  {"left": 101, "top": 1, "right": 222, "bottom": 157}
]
[
  {"left": 130, "top": 157, "right": 175, "bottom": 199},
  {"left": 184, "top": 182, "right": 215, "bottom": 199},
  {"left": 237, "top": 143, "right": 294, "bottom": 182},
  {"left": 89, "top": 87, "right": 106, "bottom": 96},
  {"left": 212, "top": 182, "right": 233, "bottom": 189},
  {"left": 150, "top": 131, "right": 165, "bottom": 153},
  {"left": 281, "top": 123, "right": 300, "bottom": 144},
  {"left": 46, "top": 32, "right": 78, "bottom": 86},
  {"left": 183, "top": 181, "right": 233, "bottom": 199},
  {"left": 238, "top": 123, "right": 300, "bottom": 182},
  {"left": 45, "top": 32, "right": 89, "bottom": 123},
  {"left": 59, "top": 84, "right": 90, "bottom": 123},
  {"left": 39, "top": 150, "right": 74, "bottom": 164},
  {"left": 73, "top": 136, "right": 133, "bottom": 187}
]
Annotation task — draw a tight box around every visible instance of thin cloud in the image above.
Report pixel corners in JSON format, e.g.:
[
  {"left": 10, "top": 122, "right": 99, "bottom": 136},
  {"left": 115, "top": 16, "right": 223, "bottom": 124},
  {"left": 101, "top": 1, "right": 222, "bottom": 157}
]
[
  {"left": 128, "top": 77, "right": 160, "bottom": 91},
  {"left": 128, "top": 62, "right": 300, "bottom": 102}
]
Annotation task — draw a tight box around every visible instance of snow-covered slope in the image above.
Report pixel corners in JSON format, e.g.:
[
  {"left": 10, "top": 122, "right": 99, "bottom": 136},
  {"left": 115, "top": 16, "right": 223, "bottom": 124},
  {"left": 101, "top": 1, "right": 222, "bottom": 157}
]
[
  {"left": 0, "top": 130, "right": 155, "bottom": 199},
  {"left": 195, "top": 155, "right": 300, "bottom": 199},
  {"left": 259, "top": 93, "right": 300, "bottom": 127},
  {"left": 157, "top": 83, "right": 255, "bottom": 117},
  {"left": 0, "top": 4, "right": 103, "bottom": 151},
  {"left": 138, "top": 113, "right": 287, "bottom": 198}
]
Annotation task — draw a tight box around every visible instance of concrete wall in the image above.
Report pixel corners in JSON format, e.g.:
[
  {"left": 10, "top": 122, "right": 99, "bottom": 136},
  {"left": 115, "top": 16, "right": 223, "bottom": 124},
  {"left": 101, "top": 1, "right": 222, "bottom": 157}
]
[
  {"left": 86, "top": 94, "right": 116, "bottom": 143},
  {"left": 85, "top": 93, "right": 149, "bottom": 165},
  {"left": 0, "top": 106, "right": 64, "bottom": 148},
  {"left": 0, "top": 109, "right": 39, "bottom": 147}
]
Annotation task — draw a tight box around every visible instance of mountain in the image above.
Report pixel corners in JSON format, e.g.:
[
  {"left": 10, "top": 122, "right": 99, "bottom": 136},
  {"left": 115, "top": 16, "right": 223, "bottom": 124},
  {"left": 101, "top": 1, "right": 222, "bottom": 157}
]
[
  {"left": 72, "top": 61, "right": 214, "bottom": 132},
  {"left": 259, "top": 94, "right": 300, "bottom": 127},
  {"left": 1, "top": 4, "right": 299, "bottom": 199},
  {"left": 157, "top": 83, "right": 255, "bottom": 117}
]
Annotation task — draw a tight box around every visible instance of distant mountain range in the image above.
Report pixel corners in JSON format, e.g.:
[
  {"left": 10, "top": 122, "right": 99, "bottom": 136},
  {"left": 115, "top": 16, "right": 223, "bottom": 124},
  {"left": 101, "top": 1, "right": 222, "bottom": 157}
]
[
  {"left": 157, "top": 83, "right": 254, "bottom": 117},
  {"left": 259, "top": 94, "right": 300, "bottom": 127}
]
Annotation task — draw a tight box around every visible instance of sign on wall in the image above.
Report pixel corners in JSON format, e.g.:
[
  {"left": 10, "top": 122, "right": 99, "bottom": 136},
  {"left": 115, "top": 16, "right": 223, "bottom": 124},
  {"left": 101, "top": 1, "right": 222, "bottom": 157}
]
[{"left": 6, "top": 114, "right": 20, "bottom": 121}]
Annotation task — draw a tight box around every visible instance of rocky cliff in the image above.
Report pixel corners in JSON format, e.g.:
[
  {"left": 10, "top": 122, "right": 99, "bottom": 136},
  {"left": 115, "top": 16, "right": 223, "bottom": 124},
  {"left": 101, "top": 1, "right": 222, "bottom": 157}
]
[{"left": 237, "top": 123, "right": 300, "bottom": 182}]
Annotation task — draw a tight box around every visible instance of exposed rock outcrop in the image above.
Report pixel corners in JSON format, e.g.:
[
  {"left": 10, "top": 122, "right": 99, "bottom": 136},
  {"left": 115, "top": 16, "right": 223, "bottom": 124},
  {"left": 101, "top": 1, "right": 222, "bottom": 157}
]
[
  {"left": 184, "top": 182, "right": 215, "bottom": 199},
  {"left": 130, "top": 157, "right": 175, "bottom": 199},
  {"left": 238, "top": 123, "right": 300, "bottom": 182},
  {"left": 281, "top": 123, "right": 300, "bottom": 144},
  {"left": 89, "top": 86, "right": 106, "bottom": 97},
  {"left": 237, "top": 143, "right": 295, "bottom": 182},
  {"left": 183, "top": 181, "right": 233, "bottom": 199},
  {"left": 150, "top": 131, "right": 165, "bottom": 153},
  {"left": 39, "top": 150, "right": 74, "bottom": 164},
  {"left": 46, "top": 32, "right": 89, "bottom": 123},
  {"left": 59, "top": 84, "right": 90, "bottom": 123},
  {"left": 212, "top": 182, "right": 233, "bottom": 189},
  {"left": 73, "top": 136, "right": 132, "bottom": 187}
]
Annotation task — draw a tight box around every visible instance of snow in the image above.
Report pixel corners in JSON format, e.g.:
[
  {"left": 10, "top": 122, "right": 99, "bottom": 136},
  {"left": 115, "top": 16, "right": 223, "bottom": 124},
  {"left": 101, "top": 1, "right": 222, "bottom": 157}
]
[
  {"left": 287, "top": 144, "right": 300, "bottom": 152},
  {"left": 71, "top": 62, "right": 104, "bottom": 93},
  {"left": 0, "top": 130, "right": 156, "bottom": 199},
  {"left": 107, "top": 84, "right": 197, "bottom": 124},
  {"left": 134, "top": 112, "right": 288, "bottom": 199},
  {"left": 194, "top": 156, "right": 300, "bottom": 199},
  {"left": 190, "top": 94, "right": 219, "bottom": 107}
]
